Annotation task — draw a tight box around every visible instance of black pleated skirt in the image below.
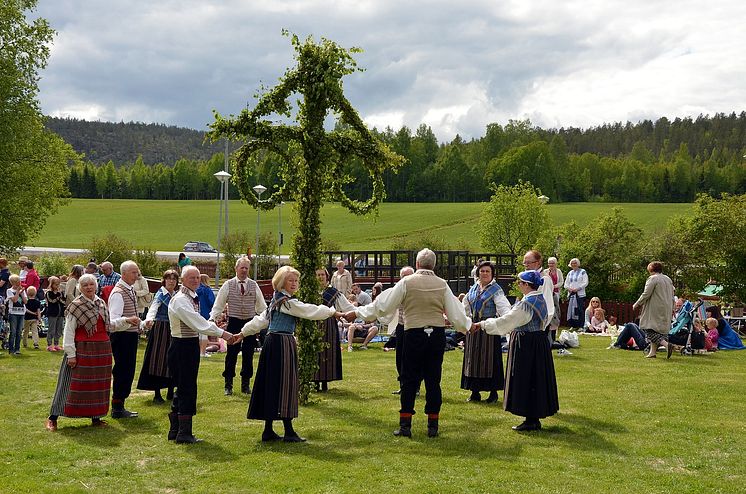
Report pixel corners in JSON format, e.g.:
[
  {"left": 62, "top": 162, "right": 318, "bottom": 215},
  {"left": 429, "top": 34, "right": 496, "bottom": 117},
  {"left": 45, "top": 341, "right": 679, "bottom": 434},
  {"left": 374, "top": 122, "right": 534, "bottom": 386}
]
[
  {"left": 504, "top": 331, "right": 559, "bottom": 419},
  {"left": 313, "top": 317, "right": 342, "bottom": 382},
  {"left": 248, "top": 332, "right": 298, "bottom": 420},
  {"left": 460, "top": 329, "right": 504, "bottom": 391},
  {"left": 137, "top": 320, "right": 173, "bottom": 391}
]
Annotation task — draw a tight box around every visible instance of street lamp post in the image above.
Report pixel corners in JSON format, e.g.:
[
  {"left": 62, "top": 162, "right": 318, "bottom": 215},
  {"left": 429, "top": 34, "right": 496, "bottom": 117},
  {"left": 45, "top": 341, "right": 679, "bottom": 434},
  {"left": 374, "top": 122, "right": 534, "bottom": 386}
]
[
  {"left": 278, "top": 201, "right": 285, "bottom": 269},
  {"left": 214, "top": 171, "right": 231, "bottom": 286},
  {"left": 252, "top": 184, "right": 267, "bottom": 280}
]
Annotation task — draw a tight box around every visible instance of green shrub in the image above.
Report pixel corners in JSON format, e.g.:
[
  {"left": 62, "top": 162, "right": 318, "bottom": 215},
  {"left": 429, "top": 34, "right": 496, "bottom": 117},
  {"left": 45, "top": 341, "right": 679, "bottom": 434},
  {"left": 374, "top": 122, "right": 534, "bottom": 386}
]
[
  {"left": 85, "top": 233, "right": 133, "bottom": 271},
  {"left": 133, "top": 249, "right": 170, "bottom": 278},
  {"left": 35, "top": 254, "right": 69, "bottom": 277}
]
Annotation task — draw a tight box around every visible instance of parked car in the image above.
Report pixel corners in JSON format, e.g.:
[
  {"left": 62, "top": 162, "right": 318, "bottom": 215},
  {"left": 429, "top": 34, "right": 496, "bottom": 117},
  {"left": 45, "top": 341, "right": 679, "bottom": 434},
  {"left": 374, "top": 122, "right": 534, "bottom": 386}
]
[{"left": 183, "top": 241, "right": 217, "bottom": 253}]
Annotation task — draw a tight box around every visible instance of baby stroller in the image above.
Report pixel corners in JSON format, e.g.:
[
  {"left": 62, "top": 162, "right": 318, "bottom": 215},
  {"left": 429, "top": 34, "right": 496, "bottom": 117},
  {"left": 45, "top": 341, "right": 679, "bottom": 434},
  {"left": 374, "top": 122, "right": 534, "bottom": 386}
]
[{"left": 667, "top": 299, "right": 704, "bottom": 357}]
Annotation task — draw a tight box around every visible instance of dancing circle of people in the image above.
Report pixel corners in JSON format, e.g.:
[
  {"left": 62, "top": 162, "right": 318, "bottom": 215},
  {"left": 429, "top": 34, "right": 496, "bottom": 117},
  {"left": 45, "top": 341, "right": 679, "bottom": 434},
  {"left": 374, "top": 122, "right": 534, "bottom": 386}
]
[{"left": 38, "top": 247, "right": 741, "bottom": 443}]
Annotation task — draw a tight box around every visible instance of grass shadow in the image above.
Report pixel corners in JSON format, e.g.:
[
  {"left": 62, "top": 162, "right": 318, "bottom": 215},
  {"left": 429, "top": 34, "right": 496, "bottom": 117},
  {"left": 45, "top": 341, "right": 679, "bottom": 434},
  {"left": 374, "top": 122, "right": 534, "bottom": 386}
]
[
  {"left": 57, "top": 422, "right": 128, "bottom": 447},
  {"left": 176, "top": 438, "right": 240, "bottom": 462}
]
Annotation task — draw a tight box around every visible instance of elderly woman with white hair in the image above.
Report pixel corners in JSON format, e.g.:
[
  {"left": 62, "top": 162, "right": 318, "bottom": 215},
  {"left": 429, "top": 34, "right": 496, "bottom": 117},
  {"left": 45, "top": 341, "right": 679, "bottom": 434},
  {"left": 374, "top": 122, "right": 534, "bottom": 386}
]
[
  {"left": 563, "top": 258, "right": 588, "bottom": 330},
  {"left": 234, "top": 265, "right": 345, "bottom": 443},
  {"left": 542, "top": 257, "right": 564, "bottom": 342},
  {"left": 46, "top": 274, "right": 112, "bottom": 431}
]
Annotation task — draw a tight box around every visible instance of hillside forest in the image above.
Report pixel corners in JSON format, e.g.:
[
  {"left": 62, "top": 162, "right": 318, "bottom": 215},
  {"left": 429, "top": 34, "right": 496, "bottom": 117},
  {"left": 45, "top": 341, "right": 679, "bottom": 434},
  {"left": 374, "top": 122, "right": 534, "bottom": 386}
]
[{"left": 50, "top": 112, "right": 746, "bottom": 203}]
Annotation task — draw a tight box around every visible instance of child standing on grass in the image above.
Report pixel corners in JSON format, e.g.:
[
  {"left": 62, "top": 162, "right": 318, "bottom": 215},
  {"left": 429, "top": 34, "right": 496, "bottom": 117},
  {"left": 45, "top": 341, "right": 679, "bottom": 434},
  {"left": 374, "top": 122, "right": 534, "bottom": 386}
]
[
  {"left": 45, "top": 277, "right": 65, "bottom": 351},
  {"left": 23, "top": 286, "right": 42, "bottom": 349},
  {"left": 6, "top": 275, "right": 27, "bottom": 354}
]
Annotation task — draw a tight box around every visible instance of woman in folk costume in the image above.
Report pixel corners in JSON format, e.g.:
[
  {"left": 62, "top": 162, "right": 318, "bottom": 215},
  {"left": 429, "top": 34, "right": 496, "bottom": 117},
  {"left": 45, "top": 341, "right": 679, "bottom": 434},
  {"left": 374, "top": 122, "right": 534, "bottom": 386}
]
[
  {"left": 137, "top": 270, "right": 178, "bottom": 402},
  {"left": 461, "top": 260, "right": 511, "bottom": 403},
  {"left": 46, "top": 274, "right": 112, "bottom": 431},
  {"left": 313, "top": 268, "right": 356, "bottom": 392},
  {"left": 473, "top": 271, "right": 559, "bottom": 431},
  {"left": 234, "top": 266, "right": 344, "bottom": 442}
]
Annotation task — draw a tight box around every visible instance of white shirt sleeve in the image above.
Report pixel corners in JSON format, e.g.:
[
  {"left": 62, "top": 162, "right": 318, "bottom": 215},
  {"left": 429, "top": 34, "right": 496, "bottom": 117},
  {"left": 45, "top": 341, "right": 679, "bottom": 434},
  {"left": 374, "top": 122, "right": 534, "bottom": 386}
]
[
  {"left": 481, "top": 302, "right": 532, "bottom": 336},
  {"left": 170, "top": 296, "right": 224, "bottom": 337},
  {"left": 284, "top": 298, "right": 337, "bottom": 320},
  {"left": 108, "top": 291, "right": 130, "bottom": 331},
  {"left": 541, "top": 274, "right": 555, "bottom": 323},
  {"left": 145, "top": 294, "right": 161, "bottom": 322},
  {"left": 493, "top": 291, "right": 512, "bottom": 316},
  {"left": 254, "top": 284, "right": 268, "bottom": 314},
  {"left": 356, "top": 283, "right": 405, "bottom": 322},
  {"left": 444, "top": 288, "right": 472, "bottom": 333},
  {"left": 209, "top": 281, "right": 230, "bottom": 321},
  {"left": 240, "top": 311, "right": 269, "bottom": 336},
  {"left": 63, "top": 313, "right": 78, "bottom": 358},
  {"left": 335, "top": 293, "right": 357, "bottom": 312}
]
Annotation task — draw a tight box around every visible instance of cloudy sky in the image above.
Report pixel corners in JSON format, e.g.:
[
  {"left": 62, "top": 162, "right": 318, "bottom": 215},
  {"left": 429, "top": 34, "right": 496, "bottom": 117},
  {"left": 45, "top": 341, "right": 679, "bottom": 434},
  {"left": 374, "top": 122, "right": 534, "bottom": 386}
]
[{"left": 35, "top": 0, "right": 746, "bottom": 141}]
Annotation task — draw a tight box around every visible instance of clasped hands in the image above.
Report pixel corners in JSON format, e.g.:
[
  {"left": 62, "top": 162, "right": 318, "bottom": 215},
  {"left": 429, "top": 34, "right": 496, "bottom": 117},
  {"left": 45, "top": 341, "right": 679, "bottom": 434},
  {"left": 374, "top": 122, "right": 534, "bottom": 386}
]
[
  {"left": 339, "top": 311, "right": 357, "bottom": 323},
  {"left": 468, "top": 322, "right": 482, "bottom": 334}
]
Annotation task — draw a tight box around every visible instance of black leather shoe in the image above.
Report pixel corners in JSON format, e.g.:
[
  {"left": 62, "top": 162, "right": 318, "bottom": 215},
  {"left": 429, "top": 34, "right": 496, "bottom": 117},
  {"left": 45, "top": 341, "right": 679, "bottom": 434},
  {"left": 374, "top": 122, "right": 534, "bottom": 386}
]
[
  {"left": 427, "top": 426, "right": 438, "bottom": 438},
  {"left": 241, "top": 380, "right": 251, "bottom": 394},
  {"left": 512, "top": 421, "right": 539, "bottom": 431},
  {"left": 391, "top": 389, "right": 401, "bottom": 395},
  {"left": 666, "top": 344, "right": 675, "bottom": 360},
  {"left": 485, "top": 391, "right": 498, "bottom": 403},
  {"left": 111, "top": 408, "right": 138, "bottom": 419},
  {"left": 224, "top": 386, "right": 233, "bottom": 396},
  {"left": 393, "top": 427, "right": 412, "bottom": 438},
  {"left": 262, "top": 431, "right": 282, "bottom": 442},
  {"left": 467, "top": 391, "right": 481, "bottom": 402},
  {"left": 283, "top": 434, "right": 307, "bottom": 443},
  {"left": 153, "top": 394, "right": 165, "bottom": 404}
]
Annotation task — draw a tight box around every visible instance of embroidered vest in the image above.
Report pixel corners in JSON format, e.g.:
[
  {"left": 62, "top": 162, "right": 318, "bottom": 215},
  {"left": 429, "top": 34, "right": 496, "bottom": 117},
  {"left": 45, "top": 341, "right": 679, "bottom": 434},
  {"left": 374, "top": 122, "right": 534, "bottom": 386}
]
[
  {"left": 111, "top": 281, "right": 138, "bottom": 332},
  {"left": 514, "top": 294, "right": 548, "bottom": 333},
  {"left": 226, "top": 277, "right": 258, "bottom": 319},
  {"left": 177, "top": 286, "right": 200, "bottom": 338},
  {"left": 267, "top": 292, "right": 297, "bottom": 334},
  {"left": 154, "top": 290, "right": 172, "bottom": 321},
  {"left": 400, "top": 270, "right": 447, "bottom": 329}
]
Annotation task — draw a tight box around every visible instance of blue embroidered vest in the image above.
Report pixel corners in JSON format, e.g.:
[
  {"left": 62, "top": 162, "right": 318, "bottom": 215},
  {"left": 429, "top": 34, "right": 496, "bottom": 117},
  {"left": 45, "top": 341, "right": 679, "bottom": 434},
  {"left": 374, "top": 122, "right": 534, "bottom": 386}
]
[
  {"left": 154, "top": 290, "right": 172, "bottom": 321},
  {"left": 467, "top": 282, "right": 502, "bottom": 321},
  {"left": 514, "top": 293, "right": 548, "bottom": 333},
  {"left": 267, "top": 292, "right": 297, "bottom": 334}
]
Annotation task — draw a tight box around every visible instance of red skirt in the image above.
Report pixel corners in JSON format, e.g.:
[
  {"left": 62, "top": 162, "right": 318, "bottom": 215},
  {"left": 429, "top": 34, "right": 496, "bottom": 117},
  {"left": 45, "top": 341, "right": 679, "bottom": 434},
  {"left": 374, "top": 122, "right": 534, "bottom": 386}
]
[{"left": 64, "top": 340, "right": 113, "bottom": 418}]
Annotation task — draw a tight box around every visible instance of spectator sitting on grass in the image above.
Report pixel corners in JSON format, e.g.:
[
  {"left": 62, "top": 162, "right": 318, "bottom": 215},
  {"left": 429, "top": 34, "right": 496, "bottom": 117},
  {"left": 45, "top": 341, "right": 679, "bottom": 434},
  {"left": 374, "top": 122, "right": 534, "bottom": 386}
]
[
  {"left": 587, "top": 308, "right": 608, "bottom": 334},
  {"left": 344, "top": 319, "right": 379, "bottom": 352},
  {"left": 583, "top": 297, "right": 602, "bottom": 332}
]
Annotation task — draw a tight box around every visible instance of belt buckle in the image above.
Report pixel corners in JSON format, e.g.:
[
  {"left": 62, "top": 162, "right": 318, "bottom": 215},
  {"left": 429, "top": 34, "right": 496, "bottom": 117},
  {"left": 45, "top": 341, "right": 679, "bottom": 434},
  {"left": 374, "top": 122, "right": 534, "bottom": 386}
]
[{"left": 424, "top": 326, "right": 433, "bottom": 337}]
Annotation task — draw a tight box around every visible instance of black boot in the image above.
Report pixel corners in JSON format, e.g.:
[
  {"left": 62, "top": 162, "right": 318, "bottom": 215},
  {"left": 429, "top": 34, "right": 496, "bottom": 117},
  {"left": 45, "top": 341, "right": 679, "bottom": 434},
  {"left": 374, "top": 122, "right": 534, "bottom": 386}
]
[
  {"left": 241, "top": 377, "right": 251, "bottom": 395},
  {"left": 485, "top": 391, "right": 498, "bottom": 403},
  {"left": 153, "top": 390, "right": 165, "bottom": 403},
  {"left": 167, "top": 412, "right": 179, "bottom": 441},
  {"left": 282, "top": 419, "right": 306, "bottom": 442},
  {"left": 394, "top": 414, "right": 412, "bottom": 438},
  {"left": 111, "top": 399, "right": 138, "bottom": 419},
  {"left": 175, "top": 415, "right": 202, "bottom": 444},
  {"left": 166, "top": 387, "right": 174, "bottom": 400},
  {"left": 262, "top": 420, "right": 282, "bottom": 442},
  {"left": 427, "top": 414, "right": 439, "bottom": 438},
  {"left": 224, "top": 378, "right": 233, "bottom": 396},
  {"left": 321, "top": 381, "right": 328, "bottom": 392},
  {"left": 467, "top": 390, "right": 481, "bottom": 402}
]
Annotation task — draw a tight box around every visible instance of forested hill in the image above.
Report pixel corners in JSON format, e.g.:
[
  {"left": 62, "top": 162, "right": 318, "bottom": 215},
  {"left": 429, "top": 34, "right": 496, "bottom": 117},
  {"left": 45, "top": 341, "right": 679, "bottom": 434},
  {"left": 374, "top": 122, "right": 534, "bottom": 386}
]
[{"left": 45, "top": 117, "right": 223, "bottom": 165}]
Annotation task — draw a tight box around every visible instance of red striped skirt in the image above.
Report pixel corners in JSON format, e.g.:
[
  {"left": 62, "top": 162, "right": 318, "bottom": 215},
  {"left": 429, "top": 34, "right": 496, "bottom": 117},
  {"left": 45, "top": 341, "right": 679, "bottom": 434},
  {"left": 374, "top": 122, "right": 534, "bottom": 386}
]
[{"left": 64, "top": 340, "right": 113, "bottom": 418}]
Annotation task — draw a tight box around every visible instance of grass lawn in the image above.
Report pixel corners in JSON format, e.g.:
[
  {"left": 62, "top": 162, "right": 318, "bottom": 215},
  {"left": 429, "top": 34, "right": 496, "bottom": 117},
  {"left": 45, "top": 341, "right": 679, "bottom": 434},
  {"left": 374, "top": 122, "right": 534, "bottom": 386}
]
[
  {"left": 2, "top": 335, "right": 744, "bottom": 493},
  {"left": 35, "top": 200, "right": 693, "bottom": 252}
]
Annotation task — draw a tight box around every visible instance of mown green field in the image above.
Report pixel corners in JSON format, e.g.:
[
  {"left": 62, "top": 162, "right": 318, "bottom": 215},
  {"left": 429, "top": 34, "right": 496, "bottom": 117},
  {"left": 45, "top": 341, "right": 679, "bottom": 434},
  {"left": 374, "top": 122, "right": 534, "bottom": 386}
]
[
  {"left": 2, "top": 336, "right": 744, "bottom": 493},
  {"left": 36, "top": 200, "right": 693, "bottom": 251}
]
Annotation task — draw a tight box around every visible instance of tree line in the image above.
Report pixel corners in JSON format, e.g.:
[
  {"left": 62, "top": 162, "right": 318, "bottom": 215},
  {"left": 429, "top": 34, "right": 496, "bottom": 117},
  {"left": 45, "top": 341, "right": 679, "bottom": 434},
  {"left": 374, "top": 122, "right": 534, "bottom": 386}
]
[{"left": 61, "top": 112, "right": 746, "bottom": 202}]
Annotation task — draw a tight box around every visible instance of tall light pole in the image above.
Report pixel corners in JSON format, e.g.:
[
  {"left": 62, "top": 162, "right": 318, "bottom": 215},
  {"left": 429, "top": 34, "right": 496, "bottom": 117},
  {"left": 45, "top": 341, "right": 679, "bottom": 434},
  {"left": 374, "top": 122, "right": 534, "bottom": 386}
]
[
  {"left": 252, "top": 184, "right": 267, "bottom": 280},
  {"left": 278, "top": 201, "right": 285, "bottom": 269},
  {"left": 214, "top": 170, "right": 231, "bottom": 286}
]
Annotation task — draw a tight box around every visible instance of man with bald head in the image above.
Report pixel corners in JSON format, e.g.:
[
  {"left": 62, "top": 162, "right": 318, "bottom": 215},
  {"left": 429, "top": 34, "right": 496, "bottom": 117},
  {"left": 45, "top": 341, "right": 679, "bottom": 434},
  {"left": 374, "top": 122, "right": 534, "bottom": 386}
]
[
  {"left": 98, "top": 261, "right": 121, "bottom": 290},
  {"left": 108, "top": 260, "right": 144, "bottom": 418}
]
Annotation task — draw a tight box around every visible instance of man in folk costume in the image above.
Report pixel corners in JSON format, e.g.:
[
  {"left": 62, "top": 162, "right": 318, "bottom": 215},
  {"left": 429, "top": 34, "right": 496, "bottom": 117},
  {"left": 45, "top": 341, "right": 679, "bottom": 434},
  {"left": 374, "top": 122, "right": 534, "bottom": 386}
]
[
  {"left": 46, "top": 274, "right": 112, "bottom": 431},
  {"left": 210, "top": 256, "right": 267, "bottom": 395},
  {"left": 522, "top": 250, "right": 555, "bottom": 331},
  {"left": 349, "top": 249, "right": 471, "bottom": 438},
  {"left": 108, "top": 261, "right": 144, "bottom": 418},
  {"left": 168, "top": 266, "right": 234, "bottom": 443}
]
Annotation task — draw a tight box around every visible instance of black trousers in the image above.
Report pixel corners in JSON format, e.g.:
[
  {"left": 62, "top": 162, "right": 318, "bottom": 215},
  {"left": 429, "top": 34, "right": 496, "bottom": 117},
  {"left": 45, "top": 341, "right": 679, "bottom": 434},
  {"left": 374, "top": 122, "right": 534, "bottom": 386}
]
[
  {"left": 223, "top": 317, "right": 256, "bottom": 380},
  {"left": 168, "top": 337, "right": 200, "bottom": 416},
  {"left": 394, "top": 324, "right": 404, "bottom": 381},
  {"left": 110, "top": 331, "right": 139, "bottom": 401},
  {"left": 400, "top": 327, "right": 446, "bottom": 416}
]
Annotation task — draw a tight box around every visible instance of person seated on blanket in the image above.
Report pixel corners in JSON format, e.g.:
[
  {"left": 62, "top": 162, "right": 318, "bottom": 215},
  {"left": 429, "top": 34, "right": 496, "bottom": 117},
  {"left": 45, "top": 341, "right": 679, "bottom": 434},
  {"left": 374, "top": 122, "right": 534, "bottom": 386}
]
[
  {"left": 342, "top": 318, "right": 379, "bottom": 352},
  {"left": 583, "top": 297, "right": 602, "bottom": 332},
  {"left": 587, "top": 308, "right": 608, "bottom": 334}
]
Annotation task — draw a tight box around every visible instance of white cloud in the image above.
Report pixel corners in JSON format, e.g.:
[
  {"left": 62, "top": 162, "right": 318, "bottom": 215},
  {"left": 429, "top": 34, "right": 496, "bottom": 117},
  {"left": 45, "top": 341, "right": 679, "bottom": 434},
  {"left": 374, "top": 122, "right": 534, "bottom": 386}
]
[{"left": 35, "top": 0, "right": 746, "bottom": 141}]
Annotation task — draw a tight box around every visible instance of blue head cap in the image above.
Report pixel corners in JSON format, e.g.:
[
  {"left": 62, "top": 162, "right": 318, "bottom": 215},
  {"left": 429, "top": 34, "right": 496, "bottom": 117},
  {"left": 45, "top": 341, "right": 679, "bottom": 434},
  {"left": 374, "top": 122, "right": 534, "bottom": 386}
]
[{"left": 518, "top": 270, "right": 544, "bottom": 287}]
